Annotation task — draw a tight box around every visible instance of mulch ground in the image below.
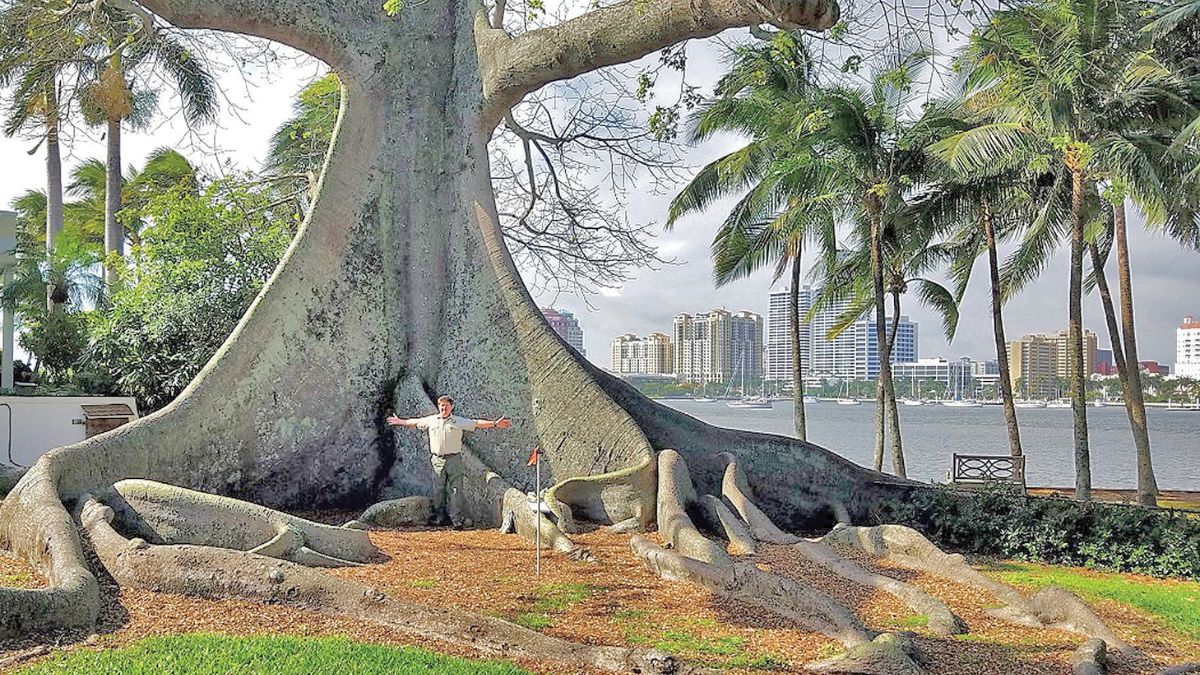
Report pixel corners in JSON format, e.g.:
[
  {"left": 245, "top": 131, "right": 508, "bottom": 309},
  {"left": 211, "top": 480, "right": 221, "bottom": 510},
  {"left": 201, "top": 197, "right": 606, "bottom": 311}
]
[{"left": 2, "top": 525, "right": 1196, "bottom": 674}]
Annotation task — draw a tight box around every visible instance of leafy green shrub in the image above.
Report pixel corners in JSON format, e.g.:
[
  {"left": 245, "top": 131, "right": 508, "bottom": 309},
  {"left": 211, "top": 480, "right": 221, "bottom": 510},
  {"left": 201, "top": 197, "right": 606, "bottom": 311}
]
[{"left": 872, "top": 484, "right": 1200, "bottom": 579}]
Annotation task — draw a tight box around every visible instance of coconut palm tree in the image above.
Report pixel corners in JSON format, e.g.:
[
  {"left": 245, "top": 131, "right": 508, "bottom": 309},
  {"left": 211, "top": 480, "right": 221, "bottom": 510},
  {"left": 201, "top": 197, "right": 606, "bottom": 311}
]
[
  {"left": 266, "top": 73, "right": 342, "bottom": 215},
  {"left": 666, "top": 32, "right": 828, "bottom": 442},
  {"left": 929, "top": 0, "right": 1195, "bottom": 501},
  {"left": 670, "top": 38, "right": 956, "bottom": 475},
  {"left": 75, "top": 5, "right": 216, "bottom": 286}
]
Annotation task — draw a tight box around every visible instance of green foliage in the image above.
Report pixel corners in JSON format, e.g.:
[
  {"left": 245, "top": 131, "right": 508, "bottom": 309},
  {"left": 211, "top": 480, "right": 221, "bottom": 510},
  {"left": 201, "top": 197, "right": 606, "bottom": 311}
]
[
  {"left": 409, "top": 578, "right": 438, "bottom": 589},
  {"left": 989, "top": 561, "right": 1200, "bottom": 640},
  {"left": 15, "top": 634, "right": 530, "bottom": 674},
  {"left": 513, "top": 612, "right": 552, "bottom": 629},
  {"left": 874, "top": 485, "right": 1200, "bottom": 579},
  {"left": 85, "top": 178, "right": 293, "bottom": 411},
  {"left": 530, "top": 582, "right": 596, "bottom": 611}
]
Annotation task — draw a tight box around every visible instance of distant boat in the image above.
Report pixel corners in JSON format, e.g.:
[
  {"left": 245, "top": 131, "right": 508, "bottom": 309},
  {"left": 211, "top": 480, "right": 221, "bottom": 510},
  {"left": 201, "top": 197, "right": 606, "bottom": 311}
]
[
  {"left": 1015, "top": 400, "right": 1047, "bottom": 409},
  {"left": 1046, "top": 400, "right": 1071, "bottom": 409},
  {"left": 836, "top": 398, "right": 862, "bottom": 406},
  {"left": 693, "top": 397, "right": 717, "bottom": 403},
  {"left": 943, "top": 400, "right": 982, "bottom": 408},
  {"left": 900, "top": 398, "right": 924, "bottom": 407},
  {"left": 802, "top": 395, "right": 819, "bottom": 404},
  {"left": 726, "top": 396, "right": 772, "bottom": 409}
]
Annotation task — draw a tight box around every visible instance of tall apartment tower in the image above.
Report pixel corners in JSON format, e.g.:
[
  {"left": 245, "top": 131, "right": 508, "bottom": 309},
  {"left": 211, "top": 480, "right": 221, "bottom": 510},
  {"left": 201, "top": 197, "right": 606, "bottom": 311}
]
[
  {"left": 808, "top": 294, "right": 859, "bottom": 378},
  {"left": 541, "top": 307, "right": 586, "bottom": 357},
  {"left": 856, "top": 316, "right": 918, "bottom": 379},
  {"left": 766, "top": 287, "right": 813, "bottom": 382},
  {"left": 1177, "top": 316, "right": 1200, "bottom": 378},
  {"left": 1008, "top": 329, "right": 1097, "bottom": 398},
  {"left": 672, "top": 310, "right": 763, "bottom": 383},
  {"left": 611, "top": 333, "right": 673, "bottom": 375}
]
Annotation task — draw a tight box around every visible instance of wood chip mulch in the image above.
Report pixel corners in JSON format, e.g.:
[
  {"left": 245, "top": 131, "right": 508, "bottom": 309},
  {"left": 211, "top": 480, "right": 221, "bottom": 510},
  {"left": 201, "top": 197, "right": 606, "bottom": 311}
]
[
  {"left": 0, "top": 552, "right": 45, "bottom": 590},
  {"left": 2, "top": 525, "right": 1195, "bottom": 675}
]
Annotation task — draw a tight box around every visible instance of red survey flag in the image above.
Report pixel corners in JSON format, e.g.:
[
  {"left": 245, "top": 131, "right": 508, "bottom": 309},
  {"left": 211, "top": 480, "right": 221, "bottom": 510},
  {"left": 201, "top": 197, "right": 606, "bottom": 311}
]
[{"left": 526, "top": 446, "right": 540, "bottom": 466}]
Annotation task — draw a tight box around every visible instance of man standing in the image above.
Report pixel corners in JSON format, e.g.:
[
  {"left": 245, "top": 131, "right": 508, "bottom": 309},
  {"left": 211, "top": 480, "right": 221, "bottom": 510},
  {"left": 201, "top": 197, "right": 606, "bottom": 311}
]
[{"left": 387, "top": 395, "right": 512, "bottom": 528}]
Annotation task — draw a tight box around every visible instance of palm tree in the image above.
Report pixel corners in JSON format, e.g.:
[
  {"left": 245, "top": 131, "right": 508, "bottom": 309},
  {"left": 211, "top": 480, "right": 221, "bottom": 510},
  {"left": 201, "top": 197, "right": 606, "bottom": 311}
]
[
  {"left": 930, "top": 0, "right": 1193, "bottom": 501},
  {"left": 666, "top": 33, "right": 827, "bottom": 441},
  {"left": 75, "top": 6, "right": 217, "bottom": 286},
  {"left": 266, "top": 73, "right": 342, "bottom": 215}
]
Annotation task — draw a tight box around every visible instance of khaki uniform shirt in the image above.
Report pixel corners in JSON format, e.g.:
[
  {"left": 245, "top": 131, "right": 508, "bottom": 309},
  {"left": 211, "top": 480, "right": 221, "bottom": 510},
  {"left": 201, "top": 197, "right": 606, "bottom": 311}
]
[{"left": 416, "top": 414, "right": 477, "bottom": 456}]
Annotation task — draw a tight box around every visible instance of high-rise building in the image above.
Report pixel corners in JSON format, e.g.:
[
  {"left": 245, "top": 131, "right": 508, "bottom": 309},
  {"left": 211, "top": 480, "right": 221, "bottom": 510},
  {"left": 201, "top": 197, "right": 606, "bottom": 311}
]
[
  {"left": 541, "top": 307, "right": 586, "bottom": 357},
  {"left": 1176, "top": 316, "right": 1200, "bottom": 378},
  {"left": 1096, "top": 348, "right": 1115, "bottom": 376},
  {"left": 1008, "top": 329, "right": 1097, "bottom": 398},
  {"left": 854, "top": 316, "right": 918, "bottom": 379},
  {"left": 765, "top": 287, "right": 812, "bottom": 382},
  {"left": 672, "top": 310, "right": 763, "bottom": 384},
  {"left": 808, "top": 294, "right": 860, "bottom": 378},
  {"left": 610, "top": 333, "right": 673, "bottom": 375}
]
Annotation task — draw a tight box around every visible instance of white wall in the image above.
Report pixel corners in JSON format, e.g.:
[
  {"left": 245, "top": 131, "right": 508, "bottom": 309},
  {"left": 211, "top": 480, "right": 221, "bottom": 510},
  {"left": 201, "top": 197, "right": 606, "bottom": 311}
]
[{"left": 0, "top": 396, "right": 139, "bottom": 466}]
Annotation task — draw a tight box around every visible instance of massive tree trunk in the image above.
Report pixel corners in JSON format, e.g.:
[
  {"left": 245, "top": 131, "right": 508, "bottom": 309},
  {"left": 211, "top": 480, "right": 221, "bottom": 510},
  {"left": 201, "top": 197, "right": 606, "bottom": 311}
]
[
  {"left": 4, "top": 0, "right": 914, "bottom": 645},
  {"left": 1069, "top": 168, "right": 1090, "bottom": 500},
  {"left": 1111, "top": 201, "right": 1157, "bottom": 506},
  {"left": 789, "top": 253, "right": 807, "bottom": 441},
  {"left": 981, "top": 202, "right": 1022, "bottom": 459}
]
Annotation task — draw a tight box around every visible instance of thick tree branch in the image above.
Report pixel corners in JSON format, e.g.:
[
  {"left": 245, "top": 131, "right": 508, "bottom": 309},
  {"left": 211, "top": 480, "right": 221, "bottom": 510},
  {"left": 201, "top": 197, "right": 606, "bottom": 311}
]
[
  {"left": 132, "top": 0, "right": 377, "bottom": 74},
  {"left": 478, "top": 0, "right": 838, "bottom": 123}
]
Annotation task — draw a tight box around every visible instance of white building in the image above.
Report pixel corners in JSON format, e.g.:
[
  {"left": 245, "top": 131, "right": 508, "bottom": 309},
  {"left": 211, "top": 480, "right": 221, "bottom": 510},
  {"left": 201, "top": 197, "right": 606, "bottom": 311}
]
[
  {"left": 611, "top": 333, "right": 673, "bottom": 375},
  {"left": 766, "top": 287, "right": 812, "bottom": 383},
  {"left": 673, "top": 309, "right": 763, "bottom": 384},
  {"left": 1177, "top": 316, "right": 1200, "bottom": 378},
  {"left": 541, "top": 307, "right": 586, "bottom": 357}
]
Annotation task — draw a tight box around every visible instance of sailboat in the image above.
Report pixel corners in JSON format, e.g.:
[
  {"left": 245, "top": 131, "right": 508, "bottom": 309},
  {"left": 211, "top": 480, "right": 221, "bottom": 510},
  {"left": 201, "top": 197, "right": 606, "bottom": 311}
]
[
  {"left": 941, "top": 361, "right": 981, "bottom": 407},
  {"left": 835, "top": 379, "right": 861, "bottom": 405},
  {"left": 693, "top": 378, "right": 716, "bottom": 403},
  {"left": 724, "top": 352, "right": 772, "bottom": 409}
]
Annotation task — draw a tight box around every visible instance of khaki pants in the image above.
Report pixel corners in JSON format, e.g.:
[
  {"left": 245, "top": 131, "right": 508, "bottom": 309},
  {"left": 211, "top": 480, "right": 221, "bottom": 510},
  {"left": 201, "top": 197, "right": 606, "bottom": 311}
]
[{"left": 430, "top": 453, "right": 464, "bottom": 526}]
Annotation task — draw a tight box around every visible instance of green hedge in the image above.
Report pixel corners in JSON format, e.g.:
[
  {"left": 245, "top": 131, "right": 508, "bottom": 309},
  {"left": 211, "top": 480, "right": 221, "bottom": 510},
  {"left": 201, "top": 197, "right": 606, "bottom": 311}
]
[{"left": 871, "top": 484, "right": 1200, "bottom": 580}]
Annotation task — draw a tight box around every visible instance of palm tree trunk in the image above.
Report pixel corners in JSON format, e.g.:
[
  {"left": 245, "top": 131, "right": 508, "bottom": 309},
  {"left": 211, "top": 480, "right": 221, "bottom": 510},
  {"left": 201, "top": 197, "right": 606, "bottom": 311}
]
[
  {"left": 1112, "top": 201, "right": 1157, "bottom": 506},
  {"left": 1069, "top": 168, "right": 1091, "bottom": 500},
  {"left": 887, "top": 288, "right": 905, "bottom": 476},
  {"left": 981, "top": 201, "right": 1022, "bottom": 458},
  {"left": 45, "top": 87, "right": 65, "bottom": 312},
  {"left": 104, "top": 116, "right": 123, "bottom": 288},
  {"left": 867, "top": 195, "right": 897, "bottom": 475},
  {"left": 789, "top": 253, "right": 807, "bottom": 441}
]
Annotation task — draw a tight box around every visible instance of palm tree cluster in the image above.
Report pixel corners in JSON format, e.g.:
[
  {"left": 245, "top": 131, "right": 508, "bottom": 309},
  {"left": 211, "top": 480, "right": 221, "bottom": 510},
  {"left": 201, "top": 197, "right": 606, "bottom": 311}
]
[
  {"left": 672, "top": 0, "right": 1200, "bottom": 505},
  {"left": 0, "top": 0, "right": 217, "bottom": 295}
]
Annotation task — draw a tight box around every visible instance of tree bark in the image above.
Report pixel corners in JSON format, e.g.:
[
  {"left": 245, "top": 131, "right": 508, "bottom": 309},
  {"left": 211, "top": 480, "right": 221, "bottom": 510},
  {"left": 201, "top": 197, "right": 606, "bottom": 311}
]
[
  {"left": 981, "top": 202, "right": 1022, "bottom": 458},
  {"left": 1111, "top": 201, "right": 1157, "bottom": 506},
  {"left": 45, "top": 88, "right": 65, "bottom": 312},
  {"left": 104, "top": 115, "right": 123, "bottom": 288},
  {"left": 866, "top": 195, "right": 898, "bottom": 475},
  {"left": 1069, "top": 168, "right": 1090, "bottom": 500},
  {"left": 789, "top": 254, "right": 806, "bottom": 441},
  {"left": 887, "top": 288, "right": 904, "bottom": 477}
]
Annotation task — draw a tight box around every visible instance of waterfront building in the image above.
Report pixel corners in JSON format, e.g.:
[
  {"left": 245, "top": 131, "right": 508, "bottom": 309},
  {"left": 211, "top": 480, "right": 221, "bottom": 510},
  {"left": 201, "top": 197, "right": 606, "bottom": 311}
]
[
  {"left": 1177, "top": 316, "right": 1200, "bottom": 378},
  {"left": 765, "top": 287, "right": 813, "bottom": 383},
  {"left": 854, "top": 316, "right": 918, "bottom": 379},
  {"left": 673, "top": 310, "right": 763, "bottom": 384},
  {"left": 610, "top": 333, "right": 673, "bottom": 375},
  {"left": 1008, "top": 329, "right": 1097, "bottom": 398},
  {"left": 541, "top": 307, "right": 586, "bottom": 357}
]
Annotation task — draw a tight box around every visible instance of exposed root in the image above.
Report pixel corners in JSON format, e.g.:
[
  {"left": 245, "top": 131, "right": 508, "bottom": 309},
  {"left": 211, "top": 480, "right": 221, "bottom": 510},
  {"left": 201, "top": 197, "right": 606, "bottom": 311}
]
[
  {"left": 821, "top": 524, "right": 1133, "bottom": 653},
  {"left": 806, "top": 632, "right": 928, "bottom": 674},
  {"left": 78, "top": 495, "right": 678, "bottom": 673},
  {"left": 605, "top": 516, "right": 646, "bottom": 534},
  {"left": 657, "top": 450, "right": 730, "bottom": 565},
  {"left": 699, "top": 494, "right": 756, "bottom": 556},
  {"left": 629, "top": 535, "right": 873, "bottom": 647},
  {"left": 718, "top": 453, "right": 799, "bottom": 545},
  {"left": 100, "top": 479, "right": 377, "bottom": 568},
  {"left": 345, "top": 496, "right": 433, "bottom": 529},
  {"left": 545, "top": 455, "right": 656, "bottom": 534},
  {"left": 790, "top": 539, "right": 966, "bottom": 636},
  {"left": 1072, "top": 638, "right": 1107, "bottom": 675}
]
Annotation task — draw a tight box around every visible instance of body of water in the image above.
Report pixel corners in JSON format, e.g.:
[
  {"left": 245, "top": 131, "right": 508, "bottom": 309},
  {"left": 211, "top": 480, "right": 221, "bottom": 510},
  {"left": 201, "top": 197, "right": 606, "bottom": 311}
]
[{"left": 657, "top": 399, "right": 1200, "bottom": 491}]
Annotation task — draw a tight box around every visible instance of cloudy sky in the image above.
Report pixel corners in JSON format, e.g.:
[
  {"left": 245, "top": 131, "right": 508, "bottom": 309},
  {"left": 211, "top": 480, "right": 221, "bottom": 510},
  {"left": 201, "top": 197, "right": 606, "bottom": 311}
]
[{"left": 1, "top": 30, "right": 1196, "bottom": 369}]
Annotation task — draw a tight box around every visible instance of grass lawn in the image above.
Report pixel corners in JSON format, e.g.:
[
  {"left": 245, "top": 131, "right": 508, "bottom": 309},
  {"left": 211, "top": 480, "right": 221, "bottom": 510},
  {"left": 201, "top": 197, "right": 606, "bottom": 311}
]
[
  {"left": 988, "top": 561, "right": 1200, "bottom": 640},
  {"left": 16, "top": 634, "right": 531, "bottom": 675}
]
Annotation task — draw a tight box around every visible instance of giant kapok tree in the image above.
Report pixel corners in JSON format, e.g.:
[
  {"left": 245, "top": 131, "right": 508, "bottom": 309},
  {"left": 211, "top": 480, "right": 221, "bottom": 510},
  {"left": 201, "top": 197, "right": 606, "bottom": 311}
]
[{"left": 0, "top": 0, "right": 1144, "bottom": 672}]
